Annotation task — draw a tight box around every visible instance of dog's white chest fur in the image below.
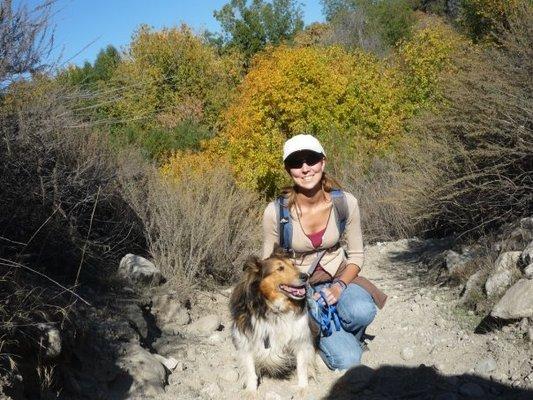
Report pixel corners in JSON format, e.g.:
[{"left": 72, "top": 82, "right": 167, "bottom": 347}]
[
  {"left": 232, "top": 309, "right": 314, "bottom": 393},
  {"left": 233, "top": 311, "right": 311, "bottom": 369}
]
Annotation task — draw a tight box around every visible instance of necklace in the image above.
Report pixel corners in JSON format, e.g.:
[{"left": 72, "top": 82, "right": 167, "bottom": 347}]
[{"left": 295, "top": 198, "right": 333, "bottom": 237}]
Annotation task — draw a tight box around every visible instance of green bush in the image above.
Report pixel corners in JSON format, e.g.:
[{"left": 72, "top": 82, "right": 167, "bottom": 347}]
[{"left": 110, "top": 120, "right": 213, "bottom": 160}]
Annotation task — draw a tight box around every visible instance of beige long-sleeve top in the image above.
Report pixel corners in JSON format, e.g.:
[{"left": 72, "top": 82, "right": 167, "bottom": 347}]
[{"left": 261, "top": 192, "right": 364, "bottom": 277}]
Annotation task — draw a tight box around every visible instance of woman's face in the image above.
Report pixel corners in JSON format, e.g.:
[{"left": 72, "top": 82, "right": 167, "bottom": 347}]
[{"left": 285, "top": 151, "right": 325, "bottom": 191}]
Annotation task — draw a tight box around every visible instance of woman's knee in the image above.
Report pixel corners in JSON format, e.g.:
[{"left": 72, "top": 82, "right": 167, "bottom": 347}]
[
  {"left": 337, "top": 285, "right": 377, "bottom": 331},
  {"left": 320, "top": 347, "right": 362, "bottom": 370}
]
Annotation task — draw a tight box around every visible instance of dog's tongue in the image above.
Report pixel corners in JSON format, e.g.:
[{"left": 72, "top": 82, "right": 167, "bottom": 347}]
[{"left": 281, "top": 285, "right": 306, "bottom": 297}]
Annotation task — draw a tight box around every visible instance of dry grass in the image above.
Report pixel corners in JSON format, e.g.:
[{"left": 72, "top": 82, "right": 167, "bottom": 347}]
[
  {"left": 121, "top": 167, "right": 263, "bottom": 296},
  {"left": 339, "top": 157, "right": 415, "bottom": 243},
  {"left": 404, "top": 4, "right": 532, "bottom": 238}
]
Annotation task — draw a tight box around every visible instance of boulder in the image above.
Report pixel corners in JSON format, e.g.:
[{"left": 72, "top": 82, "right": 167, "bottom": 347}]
[
  {"left": 485, "top": 251, "right": 521, "bottom": 298},
  {"left": 445, "top": 250, "right": 474, "bottom": 276},
  {"left": 474, "top": 357, "right": 497, "bottom": 376},
  {"left": 151, "top": 293, "right": 190, "bottom": 334},
  {"left": 153, "top": 354, "right": 179, "bottom": 371},
  {"left": 524, "top": 264, "right": 533, "bottom": 279},
  {"left": 459, "top": 270, "right": 488, "bottom": 305},
  {"left": 116, "top": 342, "right": 167, "bottom": 398},
  {"left": 502, "top": 226, "right": 533, "bottom": 252},
  {"left": 491, "top": 279, "right": 533, "bottom": 320},
  {"left": 36, "top": 323, "right": 61, "bottom": 359},
  {"left": 186, "top": 314, "right": 222, "bottom": 336},
  {"left": 520, "top": 217, "right": 533, "bottom": 231},
  {"left": 118, "top": 254, "right": 163, "bottom": 285},
  {"left": 123, "top": 304, "right": 148, "bottom": 340},
  {"left": 521, "top": 241, "right": 533, "bottom": 268}
]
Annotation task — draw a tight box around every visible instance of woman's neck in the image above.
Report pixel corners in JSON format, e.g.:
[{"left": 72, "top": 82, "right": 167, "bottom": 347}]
[{"left": 295, "top": 186, "right": 327, "bottom": 207}]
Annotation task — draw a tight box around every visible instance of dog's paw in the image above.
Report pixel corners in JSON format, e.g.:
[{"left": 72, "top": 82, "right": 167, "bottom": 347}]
[
  {"left": 291, "top": 385, "right": 308, "bottom": 400},
  {"left": 243, "top": 389, "right": 258, "bottom": 400}
]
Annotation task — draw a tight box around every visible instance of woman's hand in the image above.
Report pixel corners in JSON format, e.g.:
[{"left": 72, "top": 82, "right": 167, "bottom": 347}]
[{"left": 313, "top": 282, "right": 345, "bottom": 305}]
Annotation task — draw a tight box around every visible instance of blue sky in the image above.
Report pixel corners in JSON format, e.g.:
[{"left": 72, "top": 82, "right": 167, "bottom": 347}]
[{"left": 18, "top": 0, "right": 325, "bottom": 67}]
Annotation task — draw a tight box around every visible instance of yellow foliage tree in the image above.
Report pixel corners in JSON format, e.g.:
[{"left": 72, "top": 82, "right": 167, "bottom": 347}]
[
  {"left": 109, "top": 24, "right": 243, "bottom": 129},
  {"left": 397, "top": 17, "right": 472, "bottom": 111},
  {"left": 194, "top": 45, "right": 410, "bottom": 194}
]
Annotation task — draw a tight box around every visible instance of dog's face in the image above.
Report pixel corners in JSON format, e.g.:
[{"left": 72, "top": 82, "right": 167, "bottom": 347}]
[
  {"left": 242, "top": 246, "right": 309, "bottom": 309},
  {"left": 259, "top": 255, "right": 308, "bottom": 302}
]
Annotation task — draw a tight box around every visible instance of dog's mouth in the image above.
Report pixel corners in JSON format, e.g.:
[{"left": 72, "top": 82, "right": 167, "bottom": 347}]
[{"left": 279, "top": 284, "right": 306, "bottom": 300}]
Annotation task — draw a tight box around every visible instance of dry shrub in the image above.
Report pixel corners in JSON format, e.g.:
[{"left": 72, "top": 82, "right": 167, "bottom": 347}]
[
  {"left": 406, "top": 4, "right": 532, "bottom": 238},
  {"left": 122, "top": 168, "right": 262, "bottom": 294},
  {"left": 338, "top": 157, "right": 415, "bottom": 243},
  {"left": 0, "top": 79, "right": 145, "bottom": 280}
]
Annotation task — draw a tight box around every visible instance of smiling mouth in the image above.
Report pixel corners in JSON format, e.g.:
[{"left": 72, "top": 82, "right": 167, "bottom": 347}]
[{"left": 279, "top": 284, "right": 306, "bottom": 299}]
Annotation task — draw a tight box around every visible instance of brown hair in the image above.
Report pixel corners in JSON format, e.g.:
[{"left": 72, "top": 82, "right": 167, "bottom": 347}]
[{"left": 280, "top": 171, "right": 343, "bottom": 211}]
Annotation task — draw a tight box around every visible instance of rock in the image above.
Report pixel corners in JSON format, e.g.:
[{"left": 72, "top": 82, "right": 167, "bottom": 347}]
[
  {"left": 118, "top": 254, "right": 163, "bottom": 285},
  {"left": 491, "top": 279, "right": 533, "bottom": 319},
  {"left": 520, "top": 318, "right": 529, "bottom": 331},
  {"left": 151, "top": 293, "right": 190, "bottom": 334},
  {"left": 445, "top": 250, "right": 474, "bottom": 276},
  {"left": 187, "top": 314, "right": 222, "bottom": 336},
  {"left": 528, "top": 326, "right": 533, "bottom": 342},
  {"left": 491, "top": 372, "right": 507, "bottom": 382},
  {"left": 200, "top": 382, "right": 221, "bottom": 399},
  {"left": 458, "top": 382, "right": 484, "bottom": 397},
  {"left": 485, "top": 251, "right": 521, "bottom": 298},
  {"left": 459, "top": 270, "right": 487, "bottom": 305},
  {"left": 116, "top": 342, "right": 166, "bottom": 398},
  {"left": 36, "top": 323, "right": 61, "bottom": 358},
  {"left": 400, "top": 347, "right": 414, "bottom": 361},
  {"left": 153, "top": 354, "right": 179, "bottom": 371},
  {"left": 524, "top": 264, "right": 533, "bottom": 279},
  {"left": 502, "top": 226, "right": 533, "bottom": 251},
  {"left": 521, "top": 241, "right": 533, "bottom": 267},
  {"left": 123, "top": 303, "right": 148, "bottom": 340},
  {"left": 520, "top": 217, "right": 533, "bottom": 231},
  {"left": 474, "top": 357, "right": 497, "bottom": 376}
]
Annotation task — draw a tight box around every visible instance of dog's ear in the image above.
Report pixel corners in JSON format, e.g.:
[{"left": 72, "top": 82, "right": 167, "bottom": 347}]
[{"left": 243, "top": 255, "right": 262, "bottom": 274}]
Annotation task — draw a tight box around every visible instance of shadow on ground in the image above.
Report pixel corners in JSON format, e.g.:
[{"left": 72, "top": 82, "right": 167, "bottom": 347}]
[{"left": 326, "top": 364, "right": 532, "bottom": 400}]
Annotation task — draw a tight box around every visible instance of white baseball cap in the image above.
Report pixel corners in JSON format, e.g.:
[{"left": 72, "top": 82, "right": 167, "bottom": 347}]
[{"left": 283, "top": 134, "right": 326, "bottom": 161}]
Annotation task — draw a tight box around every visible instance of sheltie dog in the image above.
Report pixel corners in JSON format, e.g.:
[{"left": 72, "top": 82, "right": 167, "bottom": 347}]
[{"left": 230, "top": 246, "right": 315, "bottom": 397}]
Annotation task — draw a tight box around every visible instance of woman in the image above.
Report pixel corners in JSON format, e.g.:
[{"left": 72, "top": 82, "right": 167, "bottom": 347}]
[{"left": 262, "top": 134, "right": 386, "bottom": 370}]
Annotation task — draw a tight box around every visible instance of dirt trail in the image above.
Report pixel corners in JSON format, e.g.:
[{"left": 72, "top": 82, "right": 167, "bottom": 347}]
[{"left": 161, "top": 239, "right": 533, "bottom": 400}]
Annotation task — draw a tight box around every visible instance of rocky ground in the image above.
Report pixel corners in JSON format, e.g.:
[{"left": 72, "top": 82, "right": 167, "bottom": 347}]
[
  {"left": 153, "top": 238, "right": 533, "bottom": 400},
  {"left": 8, "top": 237, "right": 532, "bottom": 400}
]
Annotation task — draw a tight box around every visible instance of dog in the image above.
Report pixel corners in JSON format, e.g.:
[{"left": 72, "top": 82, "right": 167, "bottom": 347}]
[{"left": 230, "top": 246, "right": 315, "bottom": 396}]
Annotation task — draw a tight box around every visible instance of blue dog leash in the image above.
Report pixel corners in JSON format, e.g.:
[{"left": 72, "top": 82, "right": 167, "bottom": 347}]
[{"left": 311, "top": 290, "right": 341, "bottom": 337}]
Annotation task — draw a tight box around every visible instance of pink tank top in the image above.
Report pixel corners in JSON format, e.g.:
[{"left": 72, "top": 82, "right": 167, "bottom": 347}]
[
  {"left": 306, "top": 227, "right": 326, "bottom": 248},
  {"left": 306, "top": 227, "right": 331, "bottom": 278}
]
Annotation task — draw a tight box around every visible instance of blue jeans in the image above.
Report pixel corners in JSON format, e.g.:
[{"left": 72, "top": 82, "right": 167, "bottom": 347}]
[{"left": 307, "top": 282, "right": 377, "bottom": 370}]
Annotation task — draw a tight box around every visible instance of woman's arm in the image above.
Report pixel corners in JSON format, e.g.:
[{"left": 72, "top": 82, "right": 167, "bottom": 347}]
[
  {"left": 319, "top": 193, "right": 364, "bottom": 305},
  {"left": 344, "top": 193, "right": 364, "bottom": 269},
  {"left": 261, "top": 202, "right": 279, "bottom": 259}
]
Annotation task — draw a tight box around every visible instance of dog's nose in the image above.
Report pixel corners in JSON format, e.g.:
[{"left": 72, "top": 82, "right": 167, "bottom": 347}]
[{"left": 299, "top": 272, "right": 309, "bottom": 281}]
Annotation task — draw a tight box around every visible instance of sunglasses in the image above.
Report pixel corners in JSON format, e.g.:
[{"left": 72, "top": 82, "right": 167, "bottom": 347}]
[{"left": 285, "top": 152, "right": 324, "bottom": 169}]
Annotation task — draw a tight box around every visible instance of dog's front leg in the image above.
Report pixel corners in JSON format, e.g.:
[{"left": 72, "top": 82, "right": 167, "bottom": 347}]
[
  {"left": 240, "top": 351, "right": 258, "bottom": 396},
  {"left": 296, "top": 346, "right": 313, "bottom": 389}
]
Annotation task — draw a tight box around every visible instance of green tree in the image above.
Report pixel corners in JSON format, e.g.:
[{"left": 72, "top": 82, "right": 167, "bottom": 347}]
[
  {"left": 213, "top": 0, "right": 304, "bottom": 64},
  {"left": 320, "top": 0, "right": 416, "bottom": 49},
  {"left": 59, "top": 45, "right": 121, "bottom": 88},
  {"left": 92, "top": 45, "right": 121, "bottom": 81}
]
